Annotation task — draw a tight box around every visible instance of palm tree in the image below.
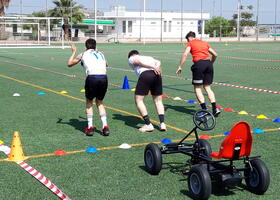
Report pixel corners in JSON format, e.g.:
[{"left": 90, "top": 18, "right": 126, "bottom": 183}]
[
  {"left": 50, "top": 0, "right": 84, "bottom": 40},
  {"left": 0, "top": 0, "right": 11, "bottom": 39}
]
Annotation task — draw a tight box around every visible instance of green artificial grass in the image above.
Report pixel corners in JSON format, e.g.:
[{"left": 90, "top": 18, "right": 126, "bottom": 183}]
[{"left": 0, "top": 41, "right": 279, "bottom": 199}]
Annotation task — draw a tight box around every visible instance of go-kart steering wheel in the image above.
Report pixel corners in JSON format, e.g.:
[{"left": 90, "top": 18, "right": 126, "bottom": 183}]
[{"left": 193, "top": 110, "right": 216, "bottom": 131}]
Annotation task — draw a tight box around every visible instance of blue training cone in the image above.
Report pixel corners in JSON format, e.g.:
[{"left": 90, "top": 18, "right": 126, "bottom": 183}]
[
  {"left": 187, "top": 100, "right": 196, "bottom": 104},
  {"left": 253, "top": 128, "right": 264, "bottom": 134},
  {"left": 161, "top": 138, "right": 172, "bottom": 144},
  {"left": 273, "top": 118, "right": 280, "bottom": 122},
  {"left": 86, "top": 146, "right": 99, "bottom": 153},
  {"left": 224, "top": 131, "right": 230, "bottom": 136},
  {"left": 122, "top": 75, "right": 131, "bottom": 89}
]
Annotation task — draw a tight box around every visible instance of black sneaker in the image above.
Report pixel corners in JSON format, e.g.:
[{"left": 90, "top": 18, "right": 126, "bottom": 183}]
[
  {"left": 102, "top": 126, "right": 110, "bottom": 136},
  {"left": 213, "top": 108, "right": 221, "bottom": 117}
]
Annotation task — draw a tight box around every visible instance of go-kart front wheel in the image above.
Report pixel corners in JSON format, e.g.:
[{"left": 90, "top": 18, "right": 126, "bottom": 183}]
[
  {"left": 144, "top": 143, "right": 162, "bottom": 175},
  {"left": 244, "top": 159, "right": 270, "bottom": 195},
  {"left": 188, "top": 164, "right": 212, "bottom": 200}
]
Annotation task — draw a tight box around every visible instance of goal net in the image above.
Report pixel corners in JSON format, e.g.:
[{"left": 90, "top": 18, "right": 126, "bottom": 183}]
[{"left": 0, "top": 16, "right": 66, "bottom": 48}]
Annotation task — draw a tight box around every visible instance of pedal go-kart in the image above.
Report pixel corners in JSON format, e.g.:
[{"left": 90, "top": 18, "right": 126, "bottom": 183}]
[{"left": 144, "top": 110, "right": 270, "bottom": 200}]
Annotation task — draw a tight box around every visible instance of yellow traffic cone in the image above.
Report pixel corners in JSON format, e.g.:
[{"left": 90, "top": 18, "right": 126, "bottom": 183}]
[{"left": 6, "top": 131, "right": 27, "bottom": 162}]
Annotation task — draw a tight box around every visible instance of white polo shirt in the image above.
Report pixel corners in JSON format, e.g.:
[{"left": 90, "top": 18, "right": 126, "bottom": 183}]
[
  {"left": 81, "top": 49, "right": 107, "bottom": 76},
  {"left": 128, "top": 55, "right": 158, "bottom": 77}
]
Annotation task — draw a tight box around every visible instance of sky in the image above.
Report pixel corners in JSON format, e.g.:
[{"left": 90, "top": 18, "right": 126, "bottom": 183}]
[{"left": 4, "top": 0, "right": 280, "bottom": 24}]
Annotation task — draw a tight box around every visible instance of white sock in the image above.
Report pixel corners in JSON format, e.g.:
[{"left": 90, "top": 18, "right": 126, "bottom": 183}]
[
  {"left": 100, "top": 114, "right": 107, "bottom": 128},
  {"left": 87, "top": 114, "right": 93, "bottom": 128}
]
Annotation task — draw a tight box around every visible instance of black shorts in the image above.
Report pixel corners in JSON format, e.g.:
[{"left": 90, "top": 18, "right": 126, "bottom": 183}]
[
  {"left": 135, "top": 70, "right": 163, "bottom": 96},
  {"left": 191, "top": 60, "right": 214, "bottom": 85},
  {"left": 85, "top": 75, "right": 108, "bottom": 100}
]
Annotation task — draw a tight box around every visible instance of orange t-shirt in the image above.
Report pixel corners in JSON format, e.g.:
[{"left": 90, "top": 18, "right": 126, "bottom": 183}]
[{"left": 186, "top": 39, "right": 211, "bottom": 63}]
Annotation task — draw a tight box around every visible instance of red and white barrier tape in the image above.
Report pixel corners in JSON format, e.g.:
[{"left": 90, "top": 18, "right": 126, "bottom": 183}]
[
  {"left": 217, "top": 61, "right": 280, "bottom": 70},
  {"left": 0, "top": 144, "right": 71, "bottom": 200},
  {"left": 17, "top": 161, "right": 71, "bottom": 200},
  {"left": 212, "top": 82, "right": 280, "bottom": 94},
  {"left": 163, "top": 95, "right": 274, "bottom": 121},
  {"left": 219, "top": 55, "right": 280, "bottom": 63}
]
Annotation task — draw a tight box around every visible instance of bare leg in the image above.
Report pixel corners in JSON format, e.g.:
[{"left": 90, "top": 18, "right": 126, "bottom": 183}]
[
  {"left": 152, "top": 95, "right": 164, "bottom": 115},
  {"left": 135, "top": 95, "right": 154, "bottom": 132},
  {"left": 95, "top": 99, "right": 106, "bottom": 116},
  {"left": 85, "top": 98, "right": 94, "bottom": 135},
  {"left": 95, "top": 99, "right": 109, "bottom": 135},
  {"left": 86, "top": 98, "right": 93, "bottom": 115},
  {"left": 135, "top": 95, "right": 148, "bottom": 116},
  {"left": 152, "top": 95, "right": 166, "bottom": 131},
  {"left": 194, "top": 85, "right": 205, "bottom": 104},
  {"left": 203, "top": 85, "right": 216, "bottom": 103}
]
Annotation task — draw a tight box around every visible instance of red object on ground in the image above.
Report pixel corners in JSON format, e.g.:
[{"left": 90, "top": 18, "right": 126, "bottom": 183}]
[
  {"left": 54, "top": 149, "right": 67, "bottom": 156},
  {"left": 199, "top": 134, "right": 211, "bottom": 140},
  {"left": 224, "top": 107, "right": 233, "bottom": 112},
  {"left": 162, "top": 94, "right": 169, "bottom": 98},
  {"left": 216, "top": 105, "right": 222, "bottom": 109}
]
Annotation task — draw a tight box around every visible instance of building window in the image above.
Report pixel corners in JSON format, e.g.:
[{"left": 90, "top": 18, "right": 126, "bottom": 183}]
[
  {"left": 151, "top": 22, "right": 156, "bottom": 24},
  {"left": 168, "top": 21, "right": 172, "bottom": 32},
  {"left": 122, "top": 21, "right": 126, "bottom": 33},
  {"left": 164, "top": 21, "right": 167, "bottom": 32},
  {"left": 128, "top": 21, "right": 132, "bottom": 33}
]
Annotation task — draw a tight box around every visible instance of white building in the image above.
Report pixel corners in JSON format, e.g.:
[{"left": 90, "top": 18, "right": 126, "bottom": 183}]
[{"left": 81, "top": 6, "right": 210, "bottom": 42}]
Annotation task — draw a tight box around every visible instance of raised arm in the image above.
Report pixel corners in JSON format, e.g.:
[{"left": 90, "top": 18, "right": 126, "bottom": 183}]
[
  {"left": 209, "top": 47, "right": 218, "bottom": 63},
  {"left": 176, "top": 46, "right": 191, "bottom": 75},
  {"left": 67, "top": 45, "right": 82, "bottom": 67}
]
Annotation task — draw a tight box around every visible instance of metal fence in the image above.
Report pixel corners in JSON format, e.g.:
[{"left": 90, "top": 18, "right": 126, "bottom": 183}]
[{"left": 3, "top": 0, "right": 280, "bottom": 42}]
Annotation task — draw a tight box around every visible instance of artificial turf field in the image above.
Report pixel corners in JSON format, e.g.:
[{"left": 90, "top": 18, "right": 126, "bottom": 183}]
[{"left": 0, "top": 41, "right": 279, "bottom": 200}]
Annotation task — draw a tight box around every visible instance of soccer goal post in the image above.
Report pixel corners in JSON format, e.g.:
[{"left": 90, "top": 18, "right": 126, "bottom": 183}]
[{"left": 0, "top": 16, "right": 66, "bottom": 48}]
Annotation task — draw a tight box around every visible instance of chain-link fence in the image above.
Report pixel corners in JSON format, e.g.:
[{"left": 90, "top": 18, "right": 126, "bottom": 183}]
[{"left": 3, "top": 0, "right": 280, "bottom": 42}]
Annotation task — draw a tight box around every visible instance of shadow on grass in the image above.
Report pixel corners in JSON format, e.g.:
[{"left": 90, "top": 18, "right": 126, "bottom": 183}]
[
  {"left": 139, "top": 161, "right": 188, "bottom": 175},
  {"left": 56, "top": 117, "right": 103, "bottom": 135},
  {"left": 165, "top": 104, "right": 197, "bottom": 115},
  {"left": 140, "top": 161, "right": 246, "bottom": 198},
  {"left": 0, "top": 55, "right": 15, "bottom": 59},
  {"left": 112, "top": 114, "right": 143, "bottom": 129}
]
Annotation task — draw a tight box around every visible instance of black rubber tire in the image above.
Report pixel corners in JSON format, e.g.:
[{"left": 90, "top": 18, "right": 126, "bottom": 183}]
[
  {"left": 244, "top": 159, "right": 270, "bottom": 195},
  {"left": 144, "top": 143, "right": 162, "bottom": 175},
  {"left": 188, "top": 164, "right": 212, "bottom": 200},
  {"left": 197, "top": 139, "right": 212, "bottom": 157}
]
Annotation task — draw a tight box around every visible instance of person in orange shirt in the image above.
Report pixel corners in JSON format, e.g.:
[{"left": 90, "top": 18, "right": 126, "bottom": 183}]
[{"left": 176, "top": 31, "right": 220, "bottom": 117}]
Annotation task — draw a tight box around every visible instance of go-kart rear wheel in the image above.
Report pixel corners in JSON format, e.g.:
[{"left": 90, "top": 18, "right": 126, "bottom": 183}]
[
  {"left": 244, "top": 159, "right": 270, "bottom": 195},
  {"left": 188, "top": 164, "right": 212, "bottom": 200},
  {"left": 144, "top": 143, "right": 162, "bottom": 175},
  {"left": 197, "top": 139, "right": 212, "bottom": 157}
]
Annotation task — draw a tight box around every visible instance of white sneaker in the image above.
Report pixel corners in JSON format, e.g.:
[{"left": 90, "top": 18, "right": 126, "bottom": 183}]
[
  {"left": 160, "top": 123, "right": 167, "bottom": 131},
  {"left": 139, "top": 124, "right": 154, "bottom": 132}
]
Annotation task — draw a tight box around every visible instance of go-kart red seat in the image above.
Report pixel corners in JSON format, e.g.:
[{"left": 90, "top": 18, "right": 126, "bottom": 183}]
[{"left": 211, "top": 121, "right": 252, "bottom": 159}]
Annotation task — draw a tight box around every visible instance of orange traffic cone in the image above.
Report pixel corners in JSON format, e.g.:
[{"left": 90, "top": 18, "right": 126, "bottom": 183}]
[{"left": 6, "top": 131, "right": 27, "bottom": 162}]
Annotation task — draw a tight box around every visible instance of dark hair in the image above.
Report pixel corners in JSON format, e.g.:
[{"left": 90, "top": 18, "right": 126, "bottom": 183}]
[
  {"left": 185, "top": 31, "right": 196, "bottom": 40},
  {"left": 85, "top": 38, "right": 96, "bottom": 50},
  {"left": 128, "top": 50, "right": 139, "bottom": 58}
]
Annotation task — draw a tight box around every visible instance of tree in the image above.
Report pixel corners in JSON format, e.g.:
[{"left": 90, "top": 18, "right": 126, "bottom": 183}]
[
  {"left": 230, "top": 5, "right": 256, "bottom": 36},
  {"left": 50, "top": 0, "right": 84, "bottom": 40},
  {"left": 0, "top": 0, "right": 11, "bottom": 39},
  {"left": 205, "top": 17, "right": 233, "bottom": 37}
]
